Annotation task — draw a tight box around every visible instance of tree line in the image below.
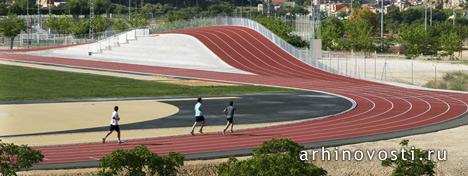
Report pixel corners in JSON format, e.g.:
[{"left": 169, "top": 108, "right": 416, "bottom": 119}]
[{"left": 321, "top": 6, "right": 468, "bottom": 59}]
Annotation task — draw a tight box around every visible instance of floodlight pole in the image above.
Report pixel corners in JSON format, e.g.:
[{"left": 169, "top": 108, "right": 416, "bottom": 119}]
[
  {"left": 452, "top": 0, "right": 455, "bottom": 25},
  {"left": 424, "top": 0, "right": 427, "bottom": 31},
  {"left": 128, "top": 0, "right": 131, "bottom": 20},
  {"left": 89, "top": 0, "right": 94, "bottom": 40},
  {"left": 380, "top": 0, "right": 384, "bottom": 51},
  {"left": 37, "top": 0, "right": 40, "bottom": 29},
  {"left": 429, "top": 0, "right": 432, "bottom": 27},
  {"left": 27, "top": 0, "right": 30, "bottom": 48}
]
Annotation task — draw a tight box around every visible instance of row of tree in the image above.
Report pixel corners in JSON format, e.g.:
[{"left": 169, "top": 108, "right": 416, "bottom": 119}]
[
  {"left": 43, "top": 13, "right": 148, "bottom": 36},
  {"left": 320, "top": 6, "right": 468, "bottom": 59},
  {"left": 0, "top": 138, "right": 437, "bottom": 176}
]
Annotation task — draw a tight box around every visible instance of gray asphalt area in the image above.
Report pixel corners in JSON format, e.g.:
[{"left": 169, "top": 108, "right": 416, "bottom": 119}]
[{"left": 1, "top": 92, "right": 353, "bottom": 137}]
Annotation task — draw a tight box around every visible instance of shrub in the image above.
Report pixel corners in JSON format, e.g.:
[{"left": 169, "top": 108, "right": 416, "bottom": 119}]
[
  {"left": 382, "top": 139, "right": 436, "bottom": 176},
  {"left": 0, "top": 140, "right": 44, "bottom": 176},
  {"left": 98, "top": 146, "right": 183, "bottom": 176},
  {"left": 425, "top": 71, "right": 467, "bottom": 91},
  {"left": 218, "top": 138, "right": 327, "bottom": 176}
]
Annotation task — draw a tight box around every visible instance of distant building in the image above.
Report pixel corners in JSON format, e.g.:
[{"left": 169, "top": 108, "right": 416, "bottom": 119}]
[
  {"left": 37, "top": 0, "right": 66, "bottom": 8},
  {"left": 443, "top": 0, "right": 465, "bottom": 9},
  {"left": 272, "top": 0, "right": 296, "bottom": 6},
  {"left": 331, "top": 3, "right": 350, "bottom": 16}
]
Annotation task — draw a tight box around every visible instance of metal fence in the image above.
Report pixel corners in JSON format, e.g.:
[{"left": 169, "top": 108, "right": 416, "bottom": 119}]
[
  {"left": 0, "top": 31, "right": 115, "bottom": 50},
  {"left": 87, "top": 29, "right": 150, "bottom": 54},
  {"left": 320, "top": 51, "right": 468, "bottom": 86}
]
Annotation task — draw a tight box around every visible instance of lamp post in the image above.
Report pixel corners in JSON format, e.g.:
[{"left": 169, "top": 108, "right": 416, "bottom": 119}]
[
  {"left": 424, "top": 0, "right": 427, "bottom": 31},
  {"left": 128, "top": 0, "right": 131, "bottom": 20},
  {"left": 89, "top": 0, "right": 94, "bottom": 40},
  {"left": 380, "top": 0, "right": 384, "bottom": 51}
]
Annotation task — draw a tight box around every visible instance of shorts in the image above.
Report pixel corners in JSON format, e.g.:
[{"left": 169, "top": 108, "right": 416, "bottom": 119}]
[
  {"left": 195, "top": 116, "right": 205, "bottom": 122},
  {"left": 109, "top": 125, "right": 120, "bottom": 132},
  {"left": 227, "top": 117, "right": 233, "bottom": 123}
]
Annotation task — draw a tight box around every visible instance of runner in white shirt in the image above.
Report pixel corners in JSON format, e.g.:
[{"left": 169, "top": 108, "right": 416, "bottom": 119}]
[
  {"left": 102, "top": 106, "right": 123, "bottom": 144},
  {"left": 190, "top": 97, "right": 205, "bottom": 135}
]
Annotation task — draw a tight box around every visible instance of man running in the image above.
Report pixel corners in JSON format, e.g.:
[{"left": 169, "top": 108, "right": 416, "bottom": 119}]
[
  {"left": 190, "top": 97, "right": 205, "bottom": 135},
  {"left": 102, "top": 106, "right": 123, "bottom": 144},
  {"left": 223, "top": 101, "right": 236, "bottom": 135}
]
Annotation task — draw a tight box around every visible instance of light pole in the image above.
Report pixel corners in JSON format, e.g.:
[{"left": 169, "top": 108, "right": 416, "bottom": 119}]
[
  {"left": 128, "top": 0, "right": 131, "bottom": 20},
  {"left": 429, "top": 0, "right": 432, "bottom": 27},
  {"left": 424, "top": 0, "right": 427, "bottom": 31},
  {"left": 89, "top": 0, "right": 94, "bottom": 40},
  {"left": 380, "top": 0, "right": 384, "bottom": 51},
  {"left": 452, "top": 0, "right": 455, "bottom": 25},
  {"left": 37, "top": 0, "right": 41, "bottom": 29},
  {"left": 27, "top": 0, "right": 30, "bottom": 48}
]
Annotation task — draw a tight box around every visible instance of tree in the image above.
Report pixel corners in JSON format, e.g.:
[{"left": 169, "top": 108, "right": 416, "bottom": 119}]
[
  {"left": 382, "top": 140, "right": 436, "bottom": 176},
  {"left": 218, "top": 138, "right": 327, "bottom": 176},
  {"left": 254, "top": 16, "right": 308, "bottom": 48},
  {"left": 8, "top": 0, "right": 37, "bottom": 15},
  {"left": 165, "top": 7, "right": 201, "bottom": 22},
  {"left": 43, "top": 16, "right": 74, "bottom": 34},
  {"left": 349, "top": 7, "right": 379, "bottom": 33},
  {"left": 92, "top": 0, "right": 112, "bottom": 15},
  {"left": 65, "top": 0, "right": 88, "bottom": 17},
  {"left": 321, "top": 17, "right": 345, "bottom": 50},
  {"left": 399, "top": 25, "right": 434, "bottom": 59},
  {"left": 0, "top": 2, "right": 8, "bottom": 16},
  {"left": 0, "top": 15, "right": 27, "bottom": 50},
  {"left": 0, "top": 140, "right": 44, "bottom": 176},
  {"left": 111, "top": 3, "right": 127, "bottom": 15},
  {"left": 385, "top": 5, "right": 402, "bottom": 34},
  {"left": 344, "top": 18, "right": 373, "bottom": 53},
  {"left": 439, "top": 32, "right": 462, "bottom": 60},
  {"left": 127, "top": 13, "right": 149, "bottom": 28},
  {"left": 207, "top": 1, "right": 234, "bottom": 16},
  {"left": 98, "top": 146, "right": 184, "bottom": 176},
  {"left": 352, "top": 0, "right": 362, "bottom": 9},
  {"left": 112, "top": 19, "right": 129, "bottom": 32},
  {"left": 92, "top": 16, "right": 112, "bottom": 33},
  {"left": 70, "top": 19, "right": 90, "bottom": 35}
]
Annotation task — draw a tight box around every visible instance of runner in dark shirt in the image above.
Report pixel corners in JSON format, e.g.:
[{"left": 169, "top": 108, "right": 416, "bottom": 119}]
[{"left": 223, "top": 101, "right": 236, "bottom": 135}]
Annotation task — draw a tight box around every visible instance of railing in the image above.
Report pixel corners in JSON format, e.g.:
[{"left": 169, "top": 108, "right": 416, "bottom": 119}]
[{"left": 87, "top": 29, "right": 150, "bottom": 55}]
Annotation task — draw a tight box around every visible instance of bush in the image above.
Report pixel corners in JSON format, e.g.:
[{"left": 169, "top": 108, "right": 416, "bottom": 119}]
[
  {"left": 382, "top": 139, "right": 436, "bottom": 176},
  {"left": 97, "top": 146, "right": 183, "bottom": 176},
  {"left": 112, "top": 19, "right": 129, "bottom": 32},
  {"left": 218, "top": 138, "right": 327, "bottom": 176},
  {"left": 253, "top": 16, "right": 309, "bottom": 48},
  {"left": 0, "top": 140, "right": 44, "bottom": 176},
  {"left": 425, "top": 71, "right": 468, "bottom": 91}
]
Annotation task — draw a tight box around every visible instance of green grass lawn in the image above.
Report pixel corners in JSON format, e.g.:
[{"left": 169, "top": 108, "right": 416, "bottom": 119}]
[{"left": 0, "top": 64, "right": 295, "bottom": 101}]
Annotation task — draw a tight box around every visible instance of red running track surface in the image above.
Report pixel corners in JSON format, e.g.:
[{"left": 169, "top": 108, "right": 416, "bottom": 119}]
[{"left": 0, "top": 26, "right": 467, "bottom": 165}]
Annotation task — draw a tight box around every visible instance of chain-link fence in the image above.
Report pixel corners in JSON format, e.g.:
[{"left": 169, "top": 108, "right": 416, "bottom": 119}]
[
  {"left": 320, "top": 51, "right": 468, "bottom": 86},
  {"left": 0, "top": 31, "right": 120, "bottom": 50}
]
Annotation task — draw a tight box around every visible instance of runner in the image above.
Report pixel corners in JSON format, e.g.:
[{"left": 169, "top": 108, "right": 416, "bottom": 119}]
[
  {"left": 223, "top": 101, "right": 236, "bottom": 135},
  {"left": 190, "top": 97, "right": 205, "bottom": 135},
  {"left": 102, "top": 106, "right": 123, "bottom": 144}
]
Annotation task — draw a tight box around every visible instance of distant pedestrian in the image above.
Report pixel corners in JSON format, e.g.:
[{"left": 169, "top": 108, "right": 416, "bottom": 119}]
[
  {"left": 102, "top": 106, "right": 123, "bottom": 144},
  {"left": 223, "top": 101, "right": 236, "bottom": 135},
  {"left": 190, "top": 97, "right": 205, "bottom": 135}
]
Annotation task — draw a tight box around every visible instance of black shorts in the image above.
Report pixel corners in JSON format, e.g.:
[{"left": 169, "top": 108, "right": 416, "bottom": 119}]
[
  {"left": 109, "top": 125, "right": 120, "bottom": 132},
  {"left": 195, "top": 116, "right": 205, "bottom": 122},
  {"left": 227, "top": 117, "right": 233, "bottom": 123}
]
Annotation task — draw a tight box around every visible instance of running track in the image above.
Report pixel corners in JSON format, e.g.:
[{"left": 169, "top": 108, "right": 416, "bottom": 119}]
[{"left": 1, "top": 26, "right": 468, "bottom": 167}]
